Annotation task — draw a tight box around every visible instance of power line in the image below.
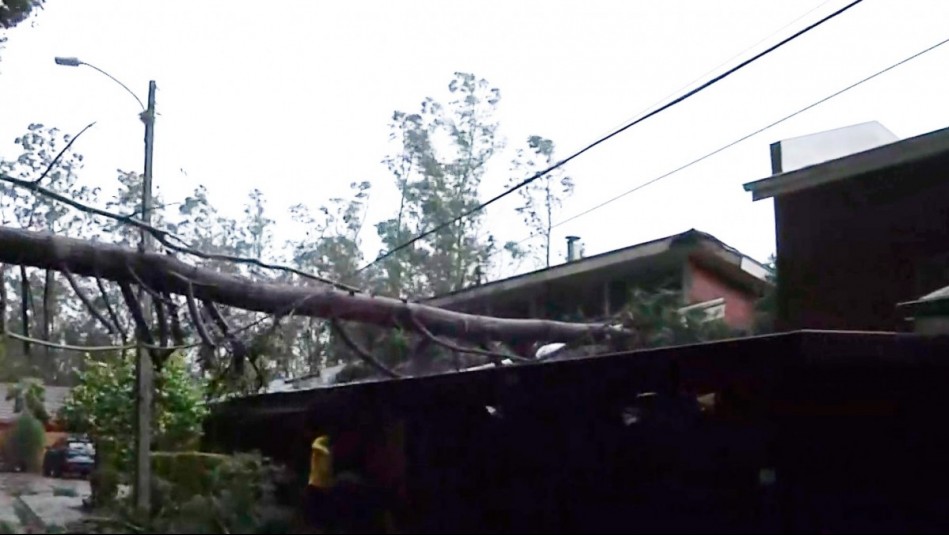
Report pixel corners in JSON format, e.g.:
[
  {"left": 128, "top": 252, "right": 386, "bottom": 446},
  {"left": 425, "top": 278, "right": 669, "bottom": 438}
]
[
  {"left": 358, "top": 0, "right": 865, "bottom": 272},
  {"left": 511, "top": 33, "right": 949, "bottom": 249},
  {"left": 592, "top": 0, "right": 839, "bottom": 145}
]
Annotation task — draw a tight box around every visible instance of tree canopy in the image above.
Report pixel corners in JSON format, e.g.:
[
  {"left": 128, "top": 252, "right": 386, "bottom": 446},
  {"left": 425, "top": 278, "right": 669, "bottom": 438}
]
[
  {"left": 0, "top": 72, "right": 596, "bottom": 394},
  {"left": 0, "top": 0, "right": 42, "bottom": 59},
  {"left": 0, "top": 0, "right": 41, "bottom": 30}
]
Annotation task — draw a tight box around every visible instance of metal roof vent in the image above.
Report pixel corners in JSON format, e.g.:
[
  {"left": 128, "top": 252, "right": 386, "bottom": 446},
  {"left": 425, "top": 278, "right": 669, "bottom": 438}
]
[{"left": 566, "top": 236, "right": 582, "bottom": 262}]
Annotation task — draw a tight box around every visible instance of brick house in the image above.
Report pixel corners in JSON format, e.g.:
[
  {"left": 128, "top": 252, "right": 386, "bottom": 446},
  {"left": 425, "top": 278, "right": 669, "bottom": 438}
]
[{"left": 425, "top": 229, "right": 772, "bottom": 332}]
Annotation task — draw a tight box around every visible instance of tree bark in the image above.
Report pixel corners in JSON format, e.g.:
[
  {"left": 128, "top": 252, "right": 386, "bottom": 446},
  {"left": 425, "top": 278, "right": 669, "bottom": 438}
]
[
  {"left": 19, "top": 265, "right": 30, "bottom": 357},
  {"left": 0, "top": 264, "right": 6, "bottom": 335},
  {"left": 0, "top": 226, "right": 623, "bottom": 345},
  {"left": 43, "top": 270, "right": 53, "bottom": 360}
]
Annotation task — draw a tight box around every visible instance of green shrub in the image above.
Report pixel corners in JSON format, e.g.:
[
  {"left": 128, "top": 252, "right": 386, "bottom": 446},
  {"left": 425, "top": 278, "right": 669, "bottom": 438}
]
[
  {"left": 87, "top": 452, "right": 298, "bottom": 534},
  {"left": 151, "top": 451, "right": 230, "bottom": 499},
  {"left": 5, "top": 412, "right": 45, "bottom": 472}
]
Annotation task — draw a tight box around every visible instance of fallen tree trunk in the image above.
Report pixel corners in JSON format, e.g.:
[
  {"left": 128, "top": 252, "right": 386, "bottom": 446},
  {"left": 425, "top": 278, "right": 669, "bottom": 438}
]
[{"left": 0, "top": 226, "right": 623, "bottom": 345}]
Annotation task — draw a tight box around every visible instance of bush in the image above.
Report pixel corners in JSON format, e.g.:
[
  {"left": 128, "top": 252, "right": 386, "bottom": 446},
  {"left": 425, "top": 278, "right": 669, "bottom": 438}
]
[
  {"left": 60, "top": 352, "right": 209, "bottom": 509},
  {"left": 151, "top": 451, "right": 230, "bottom": 499},
  {"left": 88, "top": 452, "right": 298, "bottom": 534},
  {"left": 617, "top": 288, "right": 739, "bottom": 349},
  {"left": 59, "top": 352, "right": 208, "bottom": 471},
  {"left": 5, "top": 412, "right": 45, "bottom": 472}
]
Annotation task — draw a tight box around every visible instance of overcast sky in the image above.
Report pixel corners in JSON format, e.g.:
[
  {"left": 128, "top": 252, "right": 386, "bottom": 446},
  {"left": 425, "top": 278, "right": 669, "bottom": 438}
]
[{"left": 1, "top": 0, "right": 948, "bottom": 278}]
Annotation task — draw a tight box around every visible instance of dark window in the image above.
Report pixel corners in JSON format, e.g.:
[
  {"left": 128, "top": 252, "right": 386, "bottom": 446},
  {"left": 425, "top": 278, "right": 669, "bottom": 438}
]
[{"left": 607, "top": 280, "right": 628, "bottom": 315}]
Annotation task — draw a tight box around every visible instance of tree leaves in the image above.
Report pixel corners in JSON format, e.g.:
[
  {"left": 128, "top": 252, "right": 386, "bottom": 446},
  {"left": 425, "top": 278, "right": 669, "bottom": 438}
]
[
  {"left": 377, "top": 72, "right": 503, "bottom": 297},
  {"left": 0, "top": 124, "right": 106, "bottom": 383},
  {"left": 58, "top": 352, "right": 208, "bottom": 471},
  {"left": 5, "top": 376, "right": 49, "bottom": 422},
  {"left": 0, "top": 0, "right": 42, "bottom": 30},
  {"left": 508, "top": 135, "right": 575, "bottom": 269}
]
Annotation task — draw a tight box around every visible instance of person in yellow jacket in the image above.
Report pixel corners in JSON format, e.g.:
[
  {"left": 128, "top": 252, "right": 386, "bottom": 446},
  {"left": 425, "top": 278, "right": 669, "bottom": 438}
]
[
  {"left": 304, "top": 434, "right": 333, "bottom": 529},
  {"left": 304, "top": 427, "right": 398, "bottom": 533}
]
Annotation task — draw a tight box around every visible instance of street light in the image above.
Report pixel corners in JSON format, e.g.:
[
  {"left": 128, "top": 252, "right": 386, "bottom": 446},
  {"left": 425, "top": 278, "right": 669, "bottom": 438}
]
[
  {"left": 54, "top": 57, "right": 146, "bottom": 112},
  {"left": 54, "top": 55, "right": 155, "bottom": 513}
]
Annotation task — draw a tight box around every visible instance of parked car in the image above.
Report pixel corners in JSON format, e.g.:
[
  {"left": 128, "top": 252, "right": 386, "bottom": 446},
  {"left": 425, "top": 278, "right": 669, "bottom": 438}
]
[{"left": 42, "top": 435, "right": 95, "bottom": 479}]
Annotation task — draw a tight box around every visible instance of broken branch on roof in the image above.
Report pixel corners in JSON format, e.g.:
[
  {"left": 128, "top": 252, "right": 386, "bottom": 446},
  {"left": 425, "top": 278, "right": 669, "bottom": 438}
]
[{"left": 409, "top": 312, "right": 529, "bottom": 365}]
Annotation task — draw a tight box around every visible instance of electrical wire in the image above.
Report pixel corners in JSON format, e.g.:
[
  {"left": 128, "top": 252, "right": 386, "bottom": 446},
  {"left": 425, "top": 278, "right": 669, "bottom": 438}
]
[
  {"left": 358, "top": 0, "right": 865, "bottom": 272},
  {"left": 591, "top": 0, "right": 840, "bottom": 146},
  {"left": 510, "top": 33, "right": 949, "bottom": 249}
]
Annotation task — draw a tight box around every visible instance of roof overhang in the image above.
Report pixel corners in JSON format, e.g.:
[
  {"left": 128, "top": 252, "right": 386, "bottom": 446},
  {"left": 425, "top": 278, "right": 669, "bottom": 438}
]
[
  {"left": 897, "top": 285, "right": 949, "bottom": 318},
  {"left": 208, "top": 331, "right": 949, "bottom": 424},
  {"left": 425, "top": 229, "right": 772, "bottom": 309},
  {"left": 743, "top": 125, "right": 949, "bottom": 201}
]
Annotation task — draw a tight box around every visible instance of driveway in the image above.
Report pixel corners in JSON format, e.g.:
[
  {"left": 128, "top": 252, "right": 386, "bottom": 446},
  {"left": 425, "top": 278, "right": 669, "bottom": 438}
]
[{"left": 0, "top": 472, "right": 89, "bottom": 532}]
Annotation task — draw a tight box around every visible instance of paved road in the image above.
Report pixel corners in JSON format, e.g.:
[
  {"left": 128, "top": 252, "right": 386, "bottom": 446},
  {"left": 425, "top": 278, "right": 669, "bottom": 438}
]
[{"left": 0, "top": 472, "right": 89, "bottom": 531}]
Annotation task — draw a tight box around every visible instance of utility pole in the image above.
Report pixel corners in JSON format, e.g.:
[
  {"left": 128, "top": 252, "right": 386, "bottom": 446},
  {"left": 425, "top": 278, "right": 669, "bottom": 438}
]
[
  {"left": 54, "top": 57, "right": 158, "bottom": 514},
  {"left": 134, "top": 80, "right": 157, "bottom": 513}
]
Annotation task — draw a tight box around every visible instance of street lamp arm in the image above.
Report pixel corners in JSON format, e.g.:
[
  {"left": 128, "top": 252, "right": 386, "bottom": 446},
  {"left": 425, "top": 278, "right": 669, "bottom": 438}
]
[
  {"left": 55, "top": 57, "right": 146, "bottom": 111},
  {"left": 80, "top": 62, "right": 146, "bottom": 111}
]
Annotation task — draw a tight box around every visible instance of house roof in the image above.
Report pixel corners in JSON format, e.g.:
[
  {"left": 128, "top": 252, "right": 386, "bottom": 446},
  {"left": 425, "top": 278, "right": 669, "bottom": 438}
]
[
  {"left": 743, "top": 124, "right": 949, "bottom": 201},
  {"left": 207, "top": 330, "right": 949, "bottom": 426},
  {"left": 425, "top": 229, "right": 771, "bottom": 308},
  {"left": 896, "top": 284, "right": 949, "bottom": 318},
  {"left": 0, "top": 383, "right": 71, "bottom": 423}
]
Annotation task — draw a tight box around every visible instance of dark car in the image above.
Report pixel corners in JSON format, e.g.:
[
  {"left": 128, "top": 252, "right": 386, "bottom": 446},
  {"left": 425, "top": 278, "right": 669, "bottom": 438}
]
[{"left": 42, "top": 435, "right": 95, "bottom": 479}]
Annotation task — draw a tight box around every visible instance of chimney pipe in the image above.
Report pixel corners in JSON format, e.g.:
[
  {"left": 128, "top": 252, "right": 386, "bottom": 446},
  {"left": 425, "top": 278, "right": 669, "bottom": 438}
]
[{"left": 566, "top": 236, "right": 581, "bottom": 262}]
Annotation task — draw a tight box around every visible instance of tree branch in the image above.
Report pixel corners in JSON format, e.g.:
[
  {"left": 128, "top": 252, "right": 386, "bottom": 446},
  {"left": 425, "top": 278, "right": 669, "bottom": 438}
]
[
  {"left": 2, "top": 330, "right": 192, "bottom": 354},
  {"left": 95, "top": 275, "right": 126, "bottom": 343},
  {"left": 330, "top": 320, "right": 402, "bottom": 379},
  {"left": 202, "top": 299, "right": 249, "bottom": 375},
  {"left": 43, "top": 270, "right": 53, "bottom": 358},
  {"left": 154, "top": 298, "right": 169, "bottom": 347},
  {"left": 119, "top": 281, "right": 155, "bottom": 346},
  {"left": 182, "top": 280, "right": 214, "bottom": 349},
  {"left": 127, "top": 265, "right": 174, "bottom": 306},
  {"left": 0, "top": 173, "right": 361, "bottom": 292},
  {"left": 4, "top": 330, "right": 135, "bottom": 353},
  {"left": 202, "top": 299, "right": 230, "bottom": 335},
  {"left": 62, "top": 266, "right": 117, "bottom": 335},
  {"left": 409, "top": 313, "right": 530, "bottom": 364},
  {"left": 165, "top": 293, "right": 185, "bottom": 346},
  {"left": 248, "top": 356, "right": 265, "bottom": 391},
  {"left": 31, "top": 122, "right": 97, "bottom": 185},
  {"left": 0, "top": 226, "right": 629, "bottom": 345},
  {"left": 19, "top": 265, "right": 30, "bottom": 357},
  {"left": 0, "top": 264, "right": 6, "bottom": 335}
]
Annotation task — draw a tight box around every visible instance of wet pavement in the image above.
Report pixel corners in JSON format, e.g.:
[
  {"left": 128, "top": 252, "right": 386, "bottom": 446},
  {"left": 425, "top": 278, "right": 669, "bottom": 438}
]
[{"left": 0, "top": 472, "right": 89, "bottom": 532}]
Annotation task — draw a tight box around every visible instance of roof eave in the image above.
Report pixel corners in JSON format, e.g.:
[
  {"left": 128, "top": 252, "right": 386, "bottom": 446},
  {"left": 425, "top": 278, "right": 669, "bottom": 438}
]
[
  {"left": 427, "top": 230, "right": 772, "bottom": 309},
  {"left": 425, "top": 231, "right": 688, "bottom": 307},
  {"left": 743, "top": 125, "right": 949, "bottom": 201}
]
